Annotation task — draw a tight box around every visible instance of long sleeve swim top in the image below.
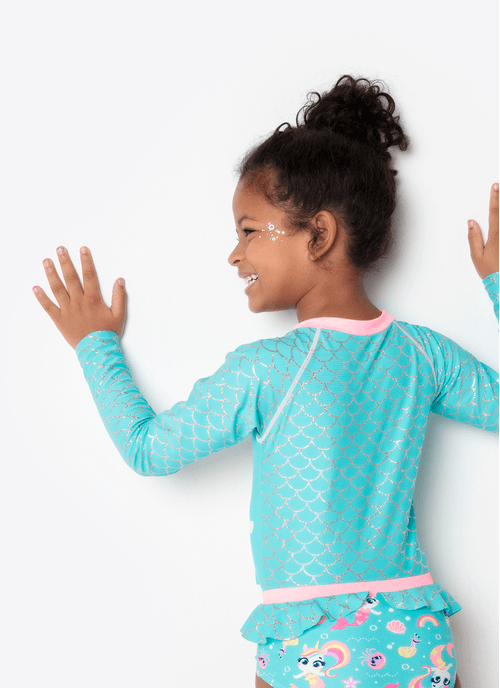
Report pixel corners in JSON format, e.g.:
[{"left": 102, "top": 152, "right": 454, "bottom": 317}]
[{"left": 75, "top": 272, "right": 499, "bottom": 643}]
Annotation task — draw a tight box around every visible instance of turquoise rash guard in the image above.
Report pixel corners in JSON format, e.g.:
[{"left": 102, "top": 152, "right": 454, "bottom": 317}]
[{"left": 75, "top": 272, "right": 498, "bottom": 644}]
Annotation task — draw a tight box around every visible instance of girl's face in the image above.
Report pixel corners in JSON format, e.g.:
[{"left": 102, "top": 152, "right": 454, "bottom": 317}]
[{"left": 229, "top": 183, "right": 316, "bottom": 314}]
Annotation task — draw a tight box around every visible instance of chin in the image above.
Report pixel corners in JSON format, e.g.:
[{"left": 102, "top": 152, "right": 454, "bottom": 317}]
[{"left": 248, "top": 300, "right": 292, "bottom": 314}]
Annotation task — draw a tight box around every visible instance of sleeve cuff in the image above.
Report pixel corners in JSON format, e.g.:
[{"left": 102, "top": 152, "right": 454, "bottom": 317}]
[
  {"left": 75, "top": 330, "right": 120, "bottom": 360},
  {"left": 482, "top": 271, "right": 499, "bottom": 288}
]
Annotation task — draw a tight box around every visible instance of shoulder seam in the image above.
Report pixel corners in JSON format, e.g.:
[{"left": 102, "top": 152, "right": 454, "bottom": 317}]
[
  {"left": 257, "top": 328, "right": 322, "bottom": 444},
  {"left": 393, "top": 321, "right": 437, "bottom": 390}
]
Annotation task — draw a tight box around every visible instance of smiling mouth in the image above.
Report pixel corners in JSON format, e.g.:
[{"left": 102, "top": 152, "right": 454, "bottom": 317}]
[{"left": 244, "top": 274, "right": 258, "bottom": 293}]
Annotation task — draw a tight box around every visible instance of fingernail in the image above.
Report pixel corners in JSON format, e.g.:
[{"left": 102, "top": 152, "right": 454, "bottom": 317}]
[
  {"left": 32, "top": 286, "right": 39, "bottom": 294},
  {"left": 56, "top": 246, "right": 65, "bottom": 255},
  {"left": 44, "top": 259, "right": 51, "bottom": 268},
  {"left": 80, "top": 246, "right": 88, "bottom": 254},
  {"left": 494, "top": 183, "right": 499, "bottom": 192},
  {"left": 467, "top": 220, "right": 474, "bottom": 229},
  {"left": 118, "top": 278, "right": 124, "bottom": 286}
]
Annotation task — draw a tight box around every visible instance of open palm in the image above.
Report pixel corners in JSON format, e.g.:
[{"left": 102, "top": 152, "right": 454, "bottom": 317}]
[
  {"left": 468, "top": 184, "right": 499, "bottom": 279},
  {"left": 33, "top": 246, "right": 126, "bottom": 349}
]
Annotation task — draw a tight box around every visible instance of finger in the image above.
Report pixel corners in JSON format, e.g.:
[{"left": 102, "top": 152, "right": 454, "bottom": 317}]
[
  {"left": 488, "top": 183, "right": 499, "bottom": 239},
  {"left": 43, "top": 257, "right": 70, "bottom": 307},
  {"left": 467, "top": 219, "right": 484, "bottom": 267},
  {"left": 56, "top": 246, "right": 84, "bottom": 298},
  {"left": 79, "top": 246, "right": 103, "bottom": 300},
  {"left": 32, "top": 285, "right": 61, "bottom": 323},
  {"left": 110, "top": 277, "right": 127, "bottom": 325}
]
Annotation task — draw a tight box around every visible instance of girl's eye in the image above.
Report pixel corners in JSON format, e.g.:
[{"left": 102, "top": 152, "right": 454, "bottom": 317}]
[{"left": 243, "top": 229, "right": 255, "bottom": 236}]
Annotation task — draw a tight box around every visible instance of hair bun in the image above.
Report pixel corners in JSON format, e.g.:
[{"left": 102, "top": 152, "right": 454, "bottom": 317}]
[{"left": 298, "top": 75, "right": 408, "bottom": 154}]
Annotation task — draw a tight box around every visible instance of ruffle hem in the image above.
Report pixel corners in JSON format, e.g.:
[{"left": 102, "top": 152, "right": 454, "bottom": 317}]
[{"left": 240, "top": 583, "right": 461, "bottom": 643}]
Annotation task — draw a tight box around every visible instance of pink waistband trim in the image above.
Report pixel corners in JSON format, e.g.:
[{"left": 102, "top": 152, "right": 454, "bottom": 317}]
[{"left": 262, "top": 573, "right": 434, "bottom": 604}]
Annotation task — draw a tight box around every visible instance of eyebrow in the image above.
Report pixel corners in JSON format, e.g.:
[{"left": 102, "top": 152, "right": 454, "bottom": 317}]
[{"left": 237, "top": 215, "right": 258, "bottom": 226}]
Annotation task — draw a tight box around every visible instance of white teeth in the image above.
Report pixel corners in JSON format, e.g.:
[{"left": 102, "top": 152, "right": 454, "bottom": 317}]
[{"left": 244, "top": 274, "right": 258, "bottom": 285}]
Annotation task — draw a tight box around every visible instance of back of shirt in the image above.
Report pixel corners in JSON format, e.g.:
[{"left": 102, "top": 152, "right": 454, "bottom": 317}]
[
  {"left": 75, "top": 272, "right": 498, "bottom": 642},
  {"left": 249, "top": 311, "right": 497, "bottom": 584}
]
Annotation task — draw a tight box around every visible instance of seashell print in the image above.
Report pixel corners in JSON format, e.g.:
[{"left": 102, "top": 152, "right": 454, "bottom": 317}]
[{"left": 386, "top": 620, "right": 406, "bottom": 633}]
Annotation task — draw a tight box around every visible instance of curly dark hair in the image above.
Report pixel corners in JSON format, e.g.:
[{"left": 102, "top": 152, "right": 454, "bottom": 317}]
[{"left": 235, "top": 75, "right": 409, "bottom": 272}]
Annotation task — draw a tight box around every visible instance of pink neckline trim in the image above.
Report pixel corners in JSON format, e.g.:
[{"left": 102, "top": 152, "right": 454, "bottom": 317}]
[{"left": 289, "top": 310, "right": 394, "bottom": 335}]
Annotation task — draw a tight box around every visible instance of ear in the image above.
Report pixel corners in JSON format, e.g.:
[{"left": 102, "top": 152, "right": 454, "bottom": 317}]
[{"left": 308, "top": 210, "right": 338, "bottom": 260}]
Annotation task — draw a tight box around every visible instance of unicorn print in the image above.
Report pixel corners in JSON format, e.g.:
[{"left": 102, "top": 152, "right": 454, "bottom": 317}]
[
  {"left": 290, "top": 639, "right": 350, "bottom": 688},
  {"left": 408, "top": 643, "right": 454, "bottom": 688}
]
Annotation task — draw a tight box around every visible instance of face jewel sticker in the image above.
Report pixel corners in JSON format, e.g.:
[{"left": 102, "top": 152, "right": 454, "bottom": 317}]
[{"left": 266, "top": 222, "right": 284, "bottom": 241}]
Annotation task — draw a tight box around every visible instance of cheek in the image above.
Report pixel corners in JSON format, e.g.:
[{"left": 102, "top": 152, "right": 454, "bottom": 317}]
[
  {"left": 264, "top": 222, "right": 286, "bottom": 241},
  {"left": 246, "top": 235, "right": 285, "bottom": 264}
]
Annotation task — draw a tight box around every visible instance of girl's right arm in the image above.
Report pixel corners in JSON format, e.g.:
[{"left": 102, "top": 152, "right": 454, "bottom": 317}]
[
  {"left": 420, "top": 184, "right": 499, "bottom": 430},
  {"left": 467, "top": 184, "right": 499, "bottom": 284},
  {"left": 426, "top": 272, "right": 498, "bottom": 431}
]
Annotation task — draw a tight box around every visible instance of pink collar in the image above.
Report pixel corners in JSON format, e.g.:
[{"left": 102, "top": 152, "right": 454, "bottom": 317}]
[{"left": 289, "top": 310, "right": 394, "bottom": 336}]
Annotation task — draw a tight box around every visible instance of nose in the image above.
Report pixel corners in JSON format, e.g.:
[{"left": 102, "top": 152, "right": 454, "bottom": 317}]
[{"left": 228, "top": 238, "right": 244, "bottom": 266}]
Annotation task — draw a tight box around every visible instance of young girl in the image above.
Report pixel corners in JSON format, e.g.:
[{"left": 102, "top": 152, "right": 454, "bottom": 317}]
[{"left": 33, "top": 76, "right": 497, "bottom": 688}]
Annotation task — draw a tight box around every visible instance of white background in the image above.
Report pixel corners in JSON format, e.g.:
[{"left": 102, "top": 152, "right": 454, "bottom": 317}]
[{"left": 1, "top": 1, "right": 498, "bottom": 686}]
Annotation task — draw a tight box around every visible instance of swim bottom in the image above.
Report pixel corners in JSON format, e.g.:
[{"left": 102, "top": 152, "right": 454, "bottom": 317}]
[{"left": 255, "top": 595, "right": 456, "bottom": 687}]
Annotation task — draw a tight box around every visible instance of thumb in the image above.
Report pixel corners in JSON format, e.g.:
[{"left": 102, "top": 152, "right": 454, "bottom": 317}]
[
  {"left": 467, "top": 220, "right": 484, "bottom": 266},
  {"left": 111, "top": 277, "right": 127, "bottom": 322}
]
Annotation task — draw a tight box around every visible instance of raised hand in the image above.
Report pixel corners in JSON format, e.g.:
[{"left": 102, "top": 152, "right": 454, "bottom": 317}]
[
  {"left": 468, "top": 183, "right": 499, "bottom": 280},
  {"left": 33, "top": 246, "right": 126, "bottom": 349}
]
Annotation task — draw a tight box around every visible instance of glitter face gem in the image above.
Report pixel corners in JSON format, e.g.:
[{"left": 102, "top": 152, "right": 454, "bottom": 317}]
[{"left": 266, "top": 222, "right": 285, "bottom": 241}]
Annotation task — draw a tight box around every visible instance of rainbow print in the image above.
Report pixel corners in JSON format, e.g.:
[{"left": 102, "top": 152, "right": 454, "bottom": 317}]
[{"left": 416, "top": 614, "right": 439, "bottom": 628}]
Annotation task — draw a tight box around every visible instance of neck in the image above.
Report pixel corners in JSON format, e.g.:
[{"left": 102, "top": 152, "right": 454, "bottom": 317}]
[{"left": 295, "top": 271, "right": 381, "bottom": 323}]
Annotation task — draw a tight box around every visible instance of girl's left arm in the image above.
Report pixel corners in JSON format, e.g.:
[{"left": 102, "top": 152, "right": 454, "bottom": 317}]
[
  {"left": 34, "top": 247, "right": 260, "bottom": 475},
  {"left": 33, "top": 246, "right": 127, "bottom": 349},
  {"left": 75, "top": 331, "right": 260, "bottom": 475}
]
